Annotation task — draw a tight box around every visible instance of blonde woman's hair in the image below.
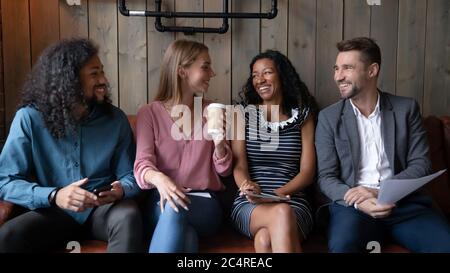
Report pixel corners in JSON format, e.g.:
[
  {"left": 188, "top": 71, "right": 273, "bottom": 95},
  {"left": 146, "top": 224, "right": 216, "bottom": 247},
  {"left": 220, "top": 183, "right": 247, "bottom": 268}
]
[{"left": 154, "top": 39, "right": 209, "bottom": 104}]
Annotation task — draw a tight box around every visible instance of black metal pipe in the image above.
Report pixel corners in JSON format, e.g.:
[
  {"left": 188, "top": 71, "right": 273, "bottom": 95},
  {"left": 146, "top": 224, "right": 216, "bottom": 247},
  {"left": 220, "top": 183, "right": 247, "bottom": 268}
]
[
  {"left": 154, "top": 3, "right": 226, "bottom": 34},
  {"left": 154, "top": 0, "right": 229, "bottom": 34},
  {"left": 155, "top": 24, "right": 229, "bottom": 35},
  {"left": 118, "top": 0, "right": 129, "bottom": 16},
  {"left": 119, "top": 0, "right": 277, "bottom": 19}
]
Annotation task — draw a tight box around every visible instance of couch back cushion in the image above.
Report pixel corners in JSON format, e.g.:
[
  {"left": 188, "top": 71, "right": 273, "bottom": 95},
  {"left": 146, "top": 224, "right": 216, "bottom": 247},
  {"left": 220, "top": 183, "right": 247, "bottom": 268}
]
[{"left": 423, "top": 116, "right": 450, "bottom": 216}]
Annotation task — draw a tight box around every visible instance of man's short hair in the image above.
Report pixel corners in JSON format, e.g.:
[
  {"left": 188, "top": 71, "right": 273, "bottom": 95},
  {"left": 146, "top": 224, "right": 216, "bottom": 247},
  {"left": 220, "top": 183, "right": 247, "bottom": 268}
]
[{"left": 336, "top": 37, "right": 381, "bottom": 69}]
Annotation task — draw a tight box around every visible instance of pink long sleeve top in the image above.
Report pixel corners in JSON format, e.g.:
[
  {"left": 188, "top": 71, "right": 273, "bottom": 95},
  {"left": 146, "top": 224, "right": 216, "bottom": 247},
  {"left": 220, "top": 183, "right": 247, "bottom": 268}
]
[{"left": 134, "top": 101, "right": 232, "bottom": 191}]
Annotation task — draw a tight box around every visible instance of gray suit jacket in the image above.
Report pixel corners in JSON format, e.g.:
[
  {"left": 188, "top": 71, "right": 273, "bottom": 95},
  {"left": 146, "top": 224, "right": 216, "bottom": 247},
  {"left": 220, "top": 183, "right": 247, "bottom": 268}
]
[{"left": 315, "top": 91, "right": 431, "bottom": 206}]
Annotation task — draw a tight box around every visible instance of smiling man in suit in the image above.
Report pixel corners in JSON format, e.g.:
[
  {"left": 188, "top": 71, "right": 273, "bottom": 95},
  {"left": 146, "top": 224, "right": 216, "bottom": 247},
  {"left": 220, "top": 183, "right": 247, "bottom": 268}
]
[{"left": 315, "top": 37, "right": 450, "bottom": 253}]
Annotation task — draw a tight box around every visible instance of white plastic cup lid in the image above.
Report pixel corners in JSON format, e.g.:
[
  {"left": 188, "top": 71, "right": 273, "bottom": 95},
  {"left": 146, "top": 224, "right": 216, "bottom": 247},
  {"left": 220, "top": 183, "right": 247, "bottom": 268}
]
[
  {"left": 208, "top": 128, "right": 222, "bottom": 133},
  {"left": 207, "top": 103, "right": 226, "bottom": 109}
]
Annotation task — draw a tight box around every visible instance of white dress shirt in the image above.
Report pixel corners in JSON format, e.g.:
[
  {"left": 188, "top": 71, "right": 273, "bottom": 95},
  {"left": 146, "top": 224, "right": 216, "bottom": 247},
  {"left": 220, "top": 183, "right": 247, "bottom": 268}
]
[{"left": 350, "top": 94, "right": 392, "bottom": 189}]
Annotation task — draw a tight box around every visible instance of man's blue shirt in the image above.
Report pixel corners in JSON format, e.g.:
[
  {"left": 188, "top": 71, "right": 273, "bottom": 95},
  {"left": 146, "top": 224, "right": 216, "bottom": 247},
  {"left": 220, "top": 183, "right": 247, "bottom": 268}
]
[{"left": 0, "top": 105, "right": 140, "bottom": 223}]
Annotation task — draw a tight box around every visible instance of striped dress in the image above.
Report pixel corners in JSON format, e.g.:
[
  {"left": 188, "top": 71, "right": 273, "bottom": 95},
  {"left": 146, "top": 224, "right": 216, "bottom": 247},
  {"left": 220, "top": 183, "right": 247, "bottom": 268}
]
[{"left": 230, "top": 105, "right": 314, "bottom": 239}]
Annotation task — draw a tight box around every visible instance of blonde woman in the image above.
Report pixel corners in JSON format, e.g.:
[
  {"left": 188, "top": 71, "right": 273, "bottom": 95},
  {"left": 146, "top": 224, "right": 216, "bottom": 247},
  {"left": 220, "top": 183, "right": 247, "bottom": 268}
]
[{"left": 134, "top": 40, "right": 232, "bottom": 253}]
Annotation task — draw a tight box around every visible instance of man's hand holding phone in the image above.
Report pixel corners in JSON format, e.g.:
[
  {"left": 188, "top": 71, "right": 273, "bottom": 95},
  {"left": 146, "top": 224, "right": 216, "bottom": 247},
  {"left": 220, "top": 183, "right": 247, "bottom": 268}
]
[
  {"left": 94, "top": 181, "right": 124, "bottom": 206},
  {"left": 93, "top": 184, "right": 113, "bottom": 196},
  {"left": 55, "top": 178, "right": 98, "bottom": 212}
]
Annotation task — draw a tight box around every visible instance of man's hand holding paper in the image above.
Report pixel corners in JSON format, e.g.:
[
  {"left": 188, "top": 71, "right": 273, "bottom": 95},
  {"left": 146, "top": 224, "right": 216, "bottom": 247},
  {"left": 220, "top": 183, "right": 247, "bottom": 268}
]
[{"left": 377, "top": 169, "right": 447, "bottom": 205}]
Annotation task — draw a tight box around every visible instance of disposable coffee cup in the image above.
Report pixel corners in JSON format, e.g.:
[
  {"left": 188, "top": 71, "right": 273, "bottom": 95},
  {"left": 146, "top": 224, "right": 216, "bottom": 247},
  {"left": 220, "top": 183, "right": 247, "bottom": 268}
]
[{"left": 207, "top": 103, "right": 226, "bottom": 135}]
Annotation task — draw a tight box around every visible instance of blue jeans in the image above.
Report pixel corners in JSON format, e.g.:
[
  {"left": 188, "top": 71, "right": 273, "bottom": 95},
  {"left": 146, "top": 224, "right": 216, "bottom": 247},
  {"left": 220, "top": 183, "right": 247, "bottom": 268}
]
[
  {"left": 144, "top": 189, "right": 223, "bottom": 253},
  {"left": 328, "top": 195, "right": 450, "bottom": 253}
]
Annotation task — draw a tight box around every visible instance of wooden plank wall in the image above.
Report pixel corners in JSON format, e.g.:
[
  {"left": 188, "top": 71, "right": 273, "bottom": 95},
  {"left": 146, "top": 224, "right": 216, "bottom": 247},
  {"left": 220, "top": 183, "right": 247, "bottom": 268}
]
[
  {"left": 1, "top": 0, "right": 449, "bottom": 148},
  {"left": 0, "top": 1, "right": 3, "bottom": 147},
  {"left": 1, "top": 0, "right": 31, "bottom": 149},
  {"left": 424, "top": 0, "right": 450, "bottom": 116}
]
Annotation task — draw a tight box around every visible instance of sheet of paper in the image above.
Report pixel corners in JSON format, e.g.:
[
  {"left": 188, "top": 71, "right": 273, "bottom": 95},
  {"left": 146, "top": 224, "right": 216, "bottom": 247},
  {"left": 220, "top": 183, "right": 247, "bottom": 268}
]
[
  {"left": 186, "top": 192, "right": 211, "bottom": 198},
  {"left": 377, "top": 169, "right": 446, "bottom": 205}
]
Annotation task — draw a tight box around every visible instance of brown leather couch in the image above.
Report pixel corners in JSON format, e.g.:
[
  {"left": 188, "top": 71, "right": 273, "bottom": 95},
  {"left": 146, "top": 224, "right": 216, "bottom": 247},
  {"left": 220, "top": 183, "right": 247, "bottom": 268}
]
[{"left": 0, "top": 115, "right": 449, "bottom": 253}]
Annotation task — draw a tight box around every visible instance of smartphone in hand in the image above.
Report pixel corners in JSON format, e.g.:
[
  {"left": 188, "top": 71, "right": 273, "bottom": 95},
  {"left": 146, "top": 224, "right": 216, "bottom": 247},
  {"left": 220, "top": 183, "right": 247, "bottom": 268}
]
[{"left": 93, "top": 185, "right": 113, "bottom": 196}]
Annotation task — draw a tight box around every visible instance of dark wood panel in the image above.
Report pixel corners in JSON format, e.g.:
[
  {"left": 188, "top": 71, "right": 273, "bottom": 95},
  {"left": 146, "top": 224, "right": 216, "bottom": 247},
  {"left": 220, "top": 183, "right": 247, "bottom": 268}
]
[
  {"left": 371, "top": 0, "right": 399, "bottom": 94},
  {"left": 0, "top": 1, "right": 4, "bottom": 144},
  {"left": 118, "top": 0, "right": 147, "bottom": 114},
  {"left": 344, "top": 0, "right": 370, "bottom": 39},
  {"left": 175, "top": 0, "right": 203, "bottom": 42},
  {"left": 1, "top": 0, "right": 31, "bottom": 134},
  {"left": 261, "top": 0, "right": 288, "bottom": 54},
  {"left": 30, "top": 0, "right": 60, "bottom": 64},
  {"left": 316, "top": 0, "right": 343, "bottom": 108},
  {"left": 59, "top": 0, "right": 88, "bottom": 39},
  {"left": 204, "top": 0, "right": 231, "bottom": 104},
  {"left": 423, "top": 0, "right": 450, "bottom": 116},
  {"left": 288, "top": 0, "right": 316, "bottom": 96},
  {"left": 396, "top": 0, "right": 427, "bottom": 107},
  {"left": 147, "top": 0, "right": 175, "bottom": 102},
  {"left": 231, "top": 0, "right": 260, "bottom": 102},
  {"left": 89, "top": 0, "right": 119, "bottom": 106}
]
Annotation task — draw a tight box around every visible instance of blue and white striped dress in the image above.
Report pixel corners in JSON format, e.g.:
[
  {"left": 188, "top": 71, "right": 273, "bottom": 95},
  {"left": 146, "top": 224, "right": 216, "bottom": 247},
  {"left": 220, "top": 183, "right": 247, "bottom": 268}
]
[{"left": 230, "top": 105, "right": 314, "bottom": 239}]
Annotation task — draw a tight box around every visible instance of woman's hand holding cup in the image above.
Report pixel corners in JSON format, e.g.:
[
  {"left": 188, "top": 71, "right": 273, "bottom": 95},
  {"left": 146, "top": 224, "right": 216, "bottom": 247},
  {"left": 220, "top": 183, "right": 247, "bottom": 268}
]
[{"left": 207, "top": 103, "right": 227, "bottom": 158}]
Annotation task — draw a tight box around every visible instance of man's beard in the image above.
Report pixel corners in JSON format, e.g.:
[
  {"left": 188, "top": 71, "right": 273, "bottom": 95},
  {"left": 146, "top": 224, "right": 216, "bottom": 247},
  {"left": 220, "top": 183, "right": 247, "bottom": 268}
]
[
  {"left": 84, "top": 84, "right": 112, "bottom": 108},
  {"left": 84, "top": 92, "right": 111, "bottom": 108},
  {"left": 76, "top": 86, "right": 113, "bottom": 121},
  {"left": 339, "top": 82, "right": 361, "bottom": 100}
]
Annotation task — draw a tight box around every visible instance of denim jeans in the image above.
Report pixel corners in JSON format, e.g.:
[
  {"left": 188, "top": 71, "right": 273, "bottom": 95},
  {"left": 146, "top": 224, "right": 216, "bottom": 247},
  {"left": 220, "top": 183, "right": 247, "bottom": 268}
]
[{"left": 144, "top": 189, "right": 223, "bottom": 253}]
